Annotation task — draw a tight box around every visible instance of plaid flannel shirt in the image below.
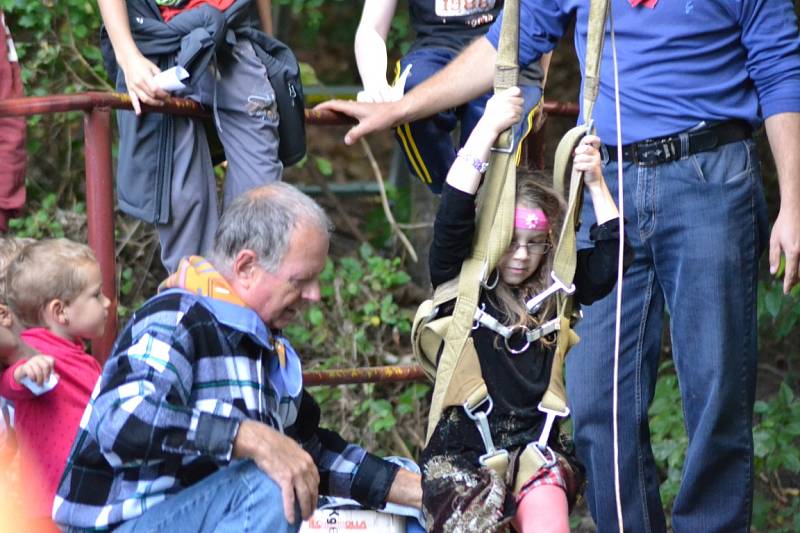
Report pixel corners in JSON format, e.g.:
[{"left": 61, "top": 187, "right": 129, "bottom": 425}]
[{"left": 53, "top": 290, "right": 399, "bottom": 530}]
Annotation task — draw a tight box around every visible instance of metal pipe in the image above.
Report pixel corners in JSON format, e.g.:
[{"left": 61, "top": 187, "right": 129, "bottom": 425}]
[
  {"left": 0, "top": 92, "right": 580, "bottom": 123},
  {"left": 542, "top": 100, "right": 580, "bottom": 117},
  {"left": 0, "top": 91, "right": 355, "bottom": 125},
  {"left": 83, "top": 108, "right": 118, "bottom": 363},
  {"left": 303, "top": 365, "right": 427, "bottom": 386},
  {"left": 0, "top": 92, "right": 208, "bottom": 118}
]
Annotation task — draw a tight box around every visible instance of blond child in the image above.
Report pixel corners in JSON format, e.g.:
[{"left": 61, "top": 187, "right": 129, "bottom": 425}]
[{"left": 0, "top": 238, "right": 109, "bottom": 521}]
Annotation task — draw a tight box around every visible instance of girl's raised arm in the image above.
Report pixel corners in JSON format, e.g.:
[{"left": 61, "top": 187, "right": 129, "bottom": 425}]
[
  {"left": 445, "top": 87, "right": 523, "bottom": 195},
  {"left": 573, "top": 135, "right": 619, "bottom": 225}
]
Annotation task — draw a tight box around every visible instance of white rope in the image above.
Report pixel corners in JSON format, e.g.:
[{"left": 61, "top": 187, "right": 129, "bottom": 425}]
[{"left": 607, "top": 4, "right": 626, "bottom": 531}]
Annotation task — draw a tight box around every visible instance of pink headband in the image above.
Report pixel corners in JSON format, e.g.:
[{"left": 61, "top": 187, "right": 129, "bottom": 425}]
[{"left": 514, "top": 207, "right": 550, "bottom": 232}]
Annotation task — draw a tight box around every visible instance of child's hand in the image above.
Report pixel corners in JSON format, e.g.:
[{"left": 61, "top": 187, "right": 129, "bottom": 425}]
[
  {"left": 120, "top": 53, "right": 169, "bottom": 115},
  {"left": 477, "top": 87, "right": 524, "bottom": 137},
  {"left": 13, "top": 355, "right": 55, "bottom": 387},
  {"left": 573, "top": 134, "right": 604, "bottom": 187}
]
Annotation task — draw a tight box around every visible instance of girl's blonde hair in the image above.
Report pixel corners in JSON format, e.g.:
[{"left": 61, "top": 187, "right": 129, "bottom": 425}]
[
  {"left": 6, "top": 238, "right": 98, "bottom": 328},
  {"left": 488, "top": 171, "right": 566, "bottom": 338}
]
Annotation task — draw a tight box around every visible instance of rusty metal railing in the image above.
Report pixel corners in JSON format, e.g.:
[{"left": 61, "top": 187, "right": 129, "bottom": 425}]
[{"left": 0, "top": 91, "right": 578, "bottom": 385}]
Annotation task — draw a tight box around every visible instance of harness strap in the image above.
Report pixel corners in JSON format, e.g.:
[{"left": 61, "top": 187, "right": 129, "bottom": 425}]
[{"left": 425, "top": 0, "right": 521, "bottom": 442}]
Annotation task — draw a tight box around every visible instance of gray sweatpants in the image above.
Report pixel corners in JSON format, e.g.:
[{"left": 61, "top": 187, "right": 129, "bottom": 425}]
[{"left": 158, "top": 38, "right": 282, "bottom": 272}]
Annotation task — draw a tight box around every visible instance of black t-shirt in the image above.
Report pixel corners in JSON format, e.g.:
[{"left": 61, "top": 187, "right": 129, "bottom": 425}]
[
  {"left": 409, "top": 0, "right": 504, "bottom": 51},
  {"left": 407, "top": 0, "right": 543, "bottom": 85}
]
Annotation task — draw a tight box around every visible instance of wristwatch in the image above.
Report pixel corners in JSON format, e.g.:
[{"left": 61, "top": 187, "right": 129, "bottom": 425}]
[{"left": 456, "top": 149, "right": 490, "bottom": 174}]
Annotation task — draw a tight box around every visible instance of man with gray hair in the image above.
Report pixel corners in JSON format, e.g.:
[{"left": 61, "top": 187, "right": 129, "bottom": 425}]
[{"left": 53, "top": 183, "right": 422, "bottom": 532}]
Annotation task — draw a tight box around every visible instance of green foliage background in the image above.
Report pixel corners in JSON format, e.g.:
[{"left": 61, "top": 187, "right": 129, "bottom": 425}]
[{"left": 2, "top": 1, "right": 799, "bottom": 531}]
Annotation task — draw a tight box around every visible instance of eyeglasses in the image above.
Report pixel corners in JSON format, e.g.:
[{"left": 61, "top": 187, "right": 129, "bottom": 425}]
[{"left": 505, "top": 241, "right": 552, "bottom": 255}]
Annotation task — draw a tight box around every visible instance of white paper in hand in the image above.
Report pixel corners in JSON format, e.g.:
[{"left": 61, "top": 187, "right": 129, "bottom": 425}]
[
  {"left": 356, "top": 64, "right": 412, "bottom": 103},
  {"left": 154, "top": 66, "right": 190, "bottom": 92},
  {"left": 20, "top": 373, "right": 59, "bottom": 396},
  {"left": 389, "top": 63, "right": 412, "bottom": 101}
]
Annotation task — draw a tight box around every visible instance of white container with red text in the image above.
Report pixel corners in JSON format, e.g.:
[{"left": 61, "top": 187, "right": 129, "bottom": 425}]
[{"left": 300, "top": 508, "right": 406, "bottom": 533}]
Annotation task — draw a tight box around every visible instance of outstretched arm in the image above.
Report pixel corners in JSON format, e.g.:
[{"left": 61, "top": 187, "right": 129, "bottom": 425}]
[
  {"left": 316, "top": 35, "right": 497, "bottom": 145},
  {"left": 354, "top": 0, "right": 398, "bottom": 102},
  {"left": 429, "top": 88, "right": 523, "bottom": 287},
  {"left": 765, "top": 112, "right": 800, "bottom": 293},
  {"left": 97, "top": 0, "right": 168, "bottom": 114}
]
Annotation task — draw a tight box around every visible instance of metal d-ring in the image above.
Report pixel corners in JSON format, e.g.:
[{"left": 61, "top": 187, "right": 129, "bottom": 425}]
[
  {"left": 481, "top": 269, "right": 499, "bottom": 290},
  {"left": 504, "top": 325, "right": 531, "bottom": 354}
]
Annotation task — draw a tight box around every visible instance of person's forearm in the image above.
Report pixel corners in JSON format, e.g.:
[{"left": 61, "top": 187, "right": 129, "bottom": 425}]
[
  {"left": 587, "top": 179, "right": 619, "bottom": 226},
  {"left": 97, "top": 0, "right": 144, "bottom": 70},
  {"left": 385, "top": 468, "right": 422, "bottom": 510},
  {"left": 765, "top": 112, "right": 800, "bottom": 210},
  {"left": 399, "top": 37, "right": 496, "bottom": 124},
  {"left": 255, "top": 0, "right": 272, "bottom": 36},
  {"left": 445, "top": 118, "right": 498, "bottom": 195},
  {"left": 354, "top": 29, "right": 390, "bottom": 92}
]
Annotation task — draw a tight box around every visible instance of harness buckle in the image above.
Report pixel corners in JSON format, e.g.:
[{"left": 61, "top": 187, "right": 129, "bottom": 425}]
[
  {"left": 526, "top": 271, "right": 577, "bottom": 313},
  {"left": 464, "top": 395, "right": 509, "bottom": 468},
  {"left": 472, "top": 304, "right": 486, "bottom": 331},
  {"left": 536, "top": 402, "right": 570, "bottom": 452},
  {"left": 490, "top": 129, "right": 516, "bottom": 154},
  {"left": 526, "top": 441, "right": 558, "bottom": 469}
]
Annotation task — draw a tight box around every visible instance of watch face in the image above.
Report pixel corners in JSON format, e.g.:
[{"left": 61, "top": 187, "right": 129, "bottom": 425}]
[{"left": 435, "top": 0, "right": 497, "bottom": 18}]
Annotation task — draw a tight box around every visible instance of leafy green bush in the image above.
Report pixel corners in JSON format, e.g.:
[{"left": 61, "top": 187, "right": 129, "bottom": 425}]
[
  {"left": 752, "top": 383, "right": 800, "bottom": 532},
  {"left": 648, "top": 362, "right": 688, "bottom": 512},
  {"left": 285, "top": 243, "right": 429, "bottom": 456},
  {"left": 649, "top": 359, "right": 800, "bottom": 532},
  {"left": 757, "top": 258, "right": 800, "bottom": 341}
]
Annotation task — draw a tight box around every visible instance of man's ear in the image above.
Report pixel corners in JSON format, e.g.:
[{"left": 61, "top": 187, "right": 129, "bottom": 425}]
[
  {"left": 0, "top": 304, "right": 14, "bottom": 328},
  {"left": 231, "top": 249, "right": 260, "bottom": 289},
  {"left": 43, "top": 299, "right": 68, "bottom": 326}
]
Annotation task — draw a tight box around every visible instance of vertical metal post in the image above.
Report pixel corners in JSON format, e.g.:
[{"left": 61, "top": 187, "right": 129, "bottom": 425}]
[{"left": 83, "top": 108, "right": 118, "bottom": 363}]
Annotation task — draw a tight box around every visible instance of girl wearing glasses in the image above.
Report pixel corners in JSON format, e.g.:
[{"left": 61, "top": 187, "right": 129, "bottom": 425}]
[{"left": 421, "top": 87, "right": 631, "bottom": 533}]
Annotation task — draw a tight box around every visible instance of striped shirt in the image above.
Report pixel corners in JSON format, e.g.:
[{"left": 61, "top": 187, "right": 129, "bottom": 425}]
[{"left": 53, "top": 290, "right": 398, "bottom": 530}]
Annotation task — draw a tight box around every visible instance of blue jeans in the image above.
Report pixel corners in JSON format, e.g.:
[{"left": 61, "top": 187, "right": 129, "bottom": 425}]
[
  {"left": 395, "top": 47, "right": 542, "bottom": 194},
  {"left": 566, "top": 139, "right": 768, "bottom": 533},
  {"left": 109, "top": 460, "right": 299, "bottom": 533}
]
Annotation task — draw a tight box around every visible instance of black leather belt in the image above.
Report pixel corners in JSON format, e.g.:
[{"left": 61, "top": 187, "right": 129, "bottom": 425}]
[{"left": 604, "top": 120, "right": 752, "bottom": 166}]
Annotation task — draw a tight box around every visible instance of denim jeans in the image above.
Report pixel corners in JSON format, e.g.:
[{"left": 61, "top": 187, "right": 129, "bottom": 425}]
[
  {"left": 566, "top": 138, "right": 768, "bottom": 533},
  {"left": 100, "top": 460, "right": 299, "bottom": 533},
  {"left": 395, "top": 47, "right": 542, "bottom": 194}
]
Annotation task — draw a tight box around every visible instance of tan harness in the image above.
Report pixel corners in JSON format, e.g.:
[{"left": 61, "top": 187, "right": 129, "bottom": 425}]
[{"left": 411, "top": 0, "right": 611, "bottom": 494}]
